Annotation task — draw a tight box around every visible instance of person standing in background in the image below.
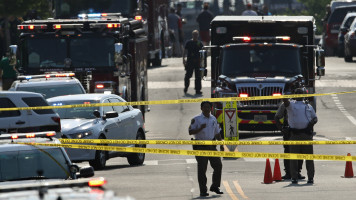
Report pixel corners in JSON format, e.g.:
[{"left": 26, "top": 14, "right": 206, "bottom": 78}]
[
  {"left": 196, "top": 2, "right": 214, "bottom": 46},
  {"left": 183, "top": 30, "right": 203, "bottom": 95}
]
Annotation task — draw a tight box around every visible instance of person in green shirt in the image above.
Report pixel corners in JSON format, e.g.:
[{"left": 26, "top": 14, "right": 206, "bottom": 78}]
[{"left": 0, "top": 52, "right": 19, "bottom": 90}]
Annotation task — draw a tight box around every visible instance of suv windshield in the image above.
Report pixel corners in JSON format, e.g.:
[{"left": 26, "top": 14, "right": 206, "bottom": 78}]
[
  {"left": 0, "top": 148, "right": 70, "bottom": 181},
  {"left": 221, "top": 45, "right": 302, "bottom": 77},
  {"left": 54, "top": 0, "right": 137, "bottom": 18},
  {"left": 18, "top": 84, "right": 85, "bottom": 99},
  {"left": 23, "top": 36, "right": 115, "bottom": 69},
  {"left": 51, "top": 100, "right": 99, "bottom": 119}
]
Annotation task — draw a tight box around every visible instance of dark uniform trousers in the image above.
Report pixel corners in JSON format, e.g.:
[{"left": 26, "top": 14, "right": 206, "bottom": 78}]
[
  {"left": 184, "top": 60, "right": 202, "bottom": 92},
  {"left": 289, "top": 131, "right": 315, "bottom": 180},
  {"left": 283, "top": 131, "right": 303, "bottom": 175},
  {"left": 194, "top": 145, "right": 222, "bottom": 193}
]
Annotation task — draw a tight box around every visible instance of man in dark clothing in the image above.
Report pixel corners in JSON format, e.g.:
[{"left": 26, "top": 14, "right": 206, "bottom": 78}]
[
  {"left": 0, "top": 51, "right": 18, "bottom": 90},
  {"left": 183, "top": 30, "right": 203, "bottom": 95},
  {"left": 196, "top": 2, "right": 214, "bottom": 46},
  {"left": 275, "top": 101, "right": 305, "bottom": 180}
]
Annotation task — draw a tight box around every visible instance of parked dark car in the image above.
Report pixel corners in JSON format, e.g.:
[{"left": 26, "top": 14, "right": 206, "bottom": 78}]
[
  {"left": 338, "top": 12, "right": 356, "bottom": 57},
  {"left": 324, "top": 5, "right": 356, "bottom": 56},
  {"left": 344, "top": 18, "right": 356, "bottom": 62}
]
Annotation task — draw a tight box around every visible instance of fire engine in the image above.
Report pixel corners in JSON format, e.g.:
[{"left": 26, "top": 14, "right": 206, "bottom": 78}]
[
  {"left": 51, "top": 0, "right": 172, "bottom": 67},
  {"left": 13, "top": 13, "right": 148, "bottom": 117},
  {"left": 200, "top": 16, "right": 325, "bottom": 131}
]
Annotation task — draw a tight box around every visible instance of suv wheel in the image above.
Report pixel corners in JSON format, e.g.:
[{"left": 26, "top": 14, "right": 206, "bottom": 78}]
[
  {"left": 127, "top": 130, "right": 145, "bottom": 165},
  {"left": 89, "top": 136, "right": 107, "bottom": 170}
]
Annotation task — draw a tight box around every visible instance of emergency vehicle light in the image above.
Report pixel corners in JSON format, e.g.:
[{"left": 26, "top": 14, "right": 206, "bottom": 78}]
[
  {"left": 88, "top": 177, "right": 107, "bottom": 187},
  {"left": 18, "top": 73, "right": 75, "bottom": 81},
  {"left": 233, "top": 36, "right": 291, "bottom": 42},
  {"left": 90, "top": 23, "right": 121, "bottom": 29},
  {"left": 272, "top": 93, "right": 282, "bottom": 96},
  {"left": 135, "top": 15, "right": 143, "bottom": 21},
  {"left": 239, "top": 93, "right": 249, "bottom": 98},
  {"left": 18, "top": 24, "right": 47, "bottom": 30},
  {"left": 0, "top": 132, "right": 57, "bottom": 140},
  {"left": 53, "top": 24, "right": 83, "bottom": 29},
  {"left": 96, "top": 84, "right": 104, "bottom": 89}
]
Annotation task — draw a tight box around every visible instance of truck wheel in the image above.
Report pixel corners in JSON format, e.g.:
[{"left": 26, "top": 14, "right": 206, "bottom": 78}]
[
  {"left": 152, "top": 52, "right": 162, "bottom": 67},
  {"left": 127, "top": 130, "right": 146, "bottom": 165},
  {"left": 89, "top": 135, "right": 107, "bottom": 170}
]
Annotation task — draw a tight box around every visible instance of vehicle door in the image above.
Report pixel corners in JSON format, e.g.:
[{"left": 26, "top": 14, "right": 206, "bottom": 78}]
[
  {"left": 102, "top": 98, "right": 126, "bottom": 147},
  {"left": 0, "top": 97, "right": 27, "bottom": 132},
  {"left": 110, "top": 98, "right": 136, "bottom": 145}
]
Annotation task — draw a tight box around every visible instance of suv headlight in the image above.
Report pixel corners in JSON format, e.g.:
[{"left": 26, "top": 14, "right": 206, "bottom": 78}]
[{"left": 70, "top": 131, "right": 93, "bottom": 139}]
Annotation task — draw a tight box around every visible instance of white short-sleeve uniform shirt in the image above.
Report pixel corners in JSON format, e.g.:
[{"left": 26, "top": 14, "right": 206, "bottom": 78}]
[{"left": 189, "top": 113, "right": 220, "bottom": 140}]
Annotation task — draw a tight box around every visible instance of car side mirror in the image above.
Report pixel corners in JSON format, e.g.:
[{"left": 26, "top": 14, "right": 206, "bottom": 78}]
[
  {"left": 104, "top": 111, "right": 118, "bottom": 119},
  {"left": 78, "top": 166, "right": 95, "bottom": 178},
  {"left": 93, "top": 110, "right": 100, "bottom": 118},
  {"left": 340, "top": 27, "right": 349, "bottom": 34}
]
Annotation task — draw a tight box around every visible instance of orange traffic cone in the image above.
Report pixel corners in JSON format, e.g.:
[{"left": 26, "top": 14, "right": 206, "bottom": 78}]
[
  {"left": 344, "top": 153, "right": 354, "bottom": 178},
  {"left": 273, "top": 159, "right": 282, "bottom": 181},
  {"left": 263, "top": 158, "right": 273, "bottom": 184}
]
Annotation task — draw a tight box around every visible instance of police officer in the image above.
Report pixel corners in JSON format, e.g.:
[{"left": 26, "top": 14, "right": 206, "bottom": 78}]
[
  {"left": 275, "top": 100, "right": 305, "bottom": 180},
  {"left": 189, "top": 101, "right": 223, "bottom": 197},
  {"left": 282, "top": 88, "right": 317, "bottom": 184}
]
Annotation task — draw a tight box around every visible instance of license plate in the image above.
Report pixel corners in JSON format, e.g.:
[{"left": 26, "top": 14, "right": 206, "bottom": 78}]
[{"left": 254, "top": 115, "right": 267, "bottom": 122}]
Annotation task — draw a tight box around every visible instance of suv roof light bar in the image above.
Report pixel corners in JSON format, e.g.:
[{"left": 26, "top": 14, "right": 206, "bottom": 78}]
[
  {"left": 0, "top": 131, "right": 56, "bottom": 140},
  {"left": 233, "top": 36, "right": 290, "bottom": 42},
  {"left": 18, "top": 73, "right": 75, "bottom": 81}
]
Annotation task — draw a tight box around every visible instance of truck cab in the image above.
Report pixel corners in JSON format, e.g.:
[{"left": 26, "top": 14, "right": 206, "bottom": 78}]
[
  {"left": 203, "top": 16, "right": 325, "bottom": 131},
  {"left": 51, "top": 0, "right": 171, "bottom": 67}
]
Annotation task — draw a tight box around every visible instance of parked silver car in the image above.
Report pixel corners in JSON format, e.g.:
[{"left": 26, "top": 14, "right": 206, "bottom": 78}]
[{"left": 47, "top": 93, "right": 146, "bottom": 170}]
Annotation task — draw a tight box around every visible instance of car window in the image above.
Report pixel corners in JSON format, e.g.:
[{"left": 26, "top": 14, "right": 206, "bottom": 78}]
[
  {"left": 17, "top": 83, "right": 85, "bottom": 99},
  {"left": 102, "top": 99, "right": 114, "bottom": 114},
  {"left": 0, "top": 98, "right": 21, "bottom": 118},
  {"left": 0, "top": 148, "right": 70, "bottom": 181},
  {"left": 343, "top": 16, "right": 356, "bottom": 28},
  {"left": 50, "top": 100, "right": 99, "bottom": 119},
  {"left": 22, "top": 97, "right": 55, "bottom": 114},
  {"left": 109, "top": 98, "right": 129, "bottom": 113},
  {"left": 329, "top": 7, "right": 356, "bottom": 24}
]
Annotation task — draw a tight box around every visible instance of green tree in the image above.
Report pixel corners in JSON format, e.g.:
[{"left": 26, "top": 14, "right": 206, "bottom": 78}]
[
  {"left": 0, "top": 0, "right": 51, "bottom": 49},
  {"left": 297, "top": 0, "right": 330, "bottom": 34}
]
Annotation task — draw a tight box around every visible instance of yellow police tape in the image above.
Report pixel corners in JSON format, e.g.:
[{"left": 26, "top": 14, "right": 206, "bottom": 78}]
[
  {"left": 59, "top": 139, "right": 356, "bottom": 146},
  {"left": 1, "top": 90, "right": 356, "bottom": 111},
  {"left": 14, "top": 142, "right": 356, "bottom": 161}
]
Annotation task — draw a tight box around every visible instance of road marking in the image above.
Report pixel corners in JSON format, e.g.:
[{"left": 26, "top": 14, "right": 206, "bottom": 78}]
[
  {"left": 332, "top": 94, "right": 356, "bottom": 126},
  {"left": 233, "top": 180, "right": 248, "bottom": 199},
  {"left": 223, "top": 181, "right": 239, "bottom": 200}
]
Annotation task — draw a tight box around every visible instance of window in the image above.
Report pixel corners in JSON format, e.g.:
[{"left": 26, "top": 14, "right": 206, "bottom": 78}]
[
  {"left": 102, "top": 99, "right": 114, "bottom": 115},
  {"left": 22, "top": 97, "right": 55, "bottom": 114},
  {"left": 51, "top": 100, "right": 99, "bottom": 119},
  {"left": 18, "top": 83, "right": 85, "bottom": 99},
  {"left": 0, "top": 98, "right": 21, "bottom": 118},
  {"left": 110, "top": 98, "right": 129, "bottom": 113},
  {"left": 0, "top": 148, "right": 70, "bottom": 181}
]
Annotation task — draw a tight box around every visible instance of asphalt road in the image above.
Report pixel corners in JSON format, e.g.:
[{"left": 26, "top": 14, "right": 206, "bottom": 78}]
[
  {"left": 3, "top": 56, "right": 356, "bottom": 199},
  {"left": 91, "top": 56, "right": 356, "bottom": 200}
]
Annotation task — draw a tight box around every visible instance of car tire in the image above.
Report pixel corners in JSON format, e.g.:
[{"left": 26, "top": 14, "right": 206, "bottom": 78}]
[
  {"left": 127, "top": 130, "right": 146, "bottom": 165},
  {"left": 89, "top": 136, "right": 107, "bottom": 170}
]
